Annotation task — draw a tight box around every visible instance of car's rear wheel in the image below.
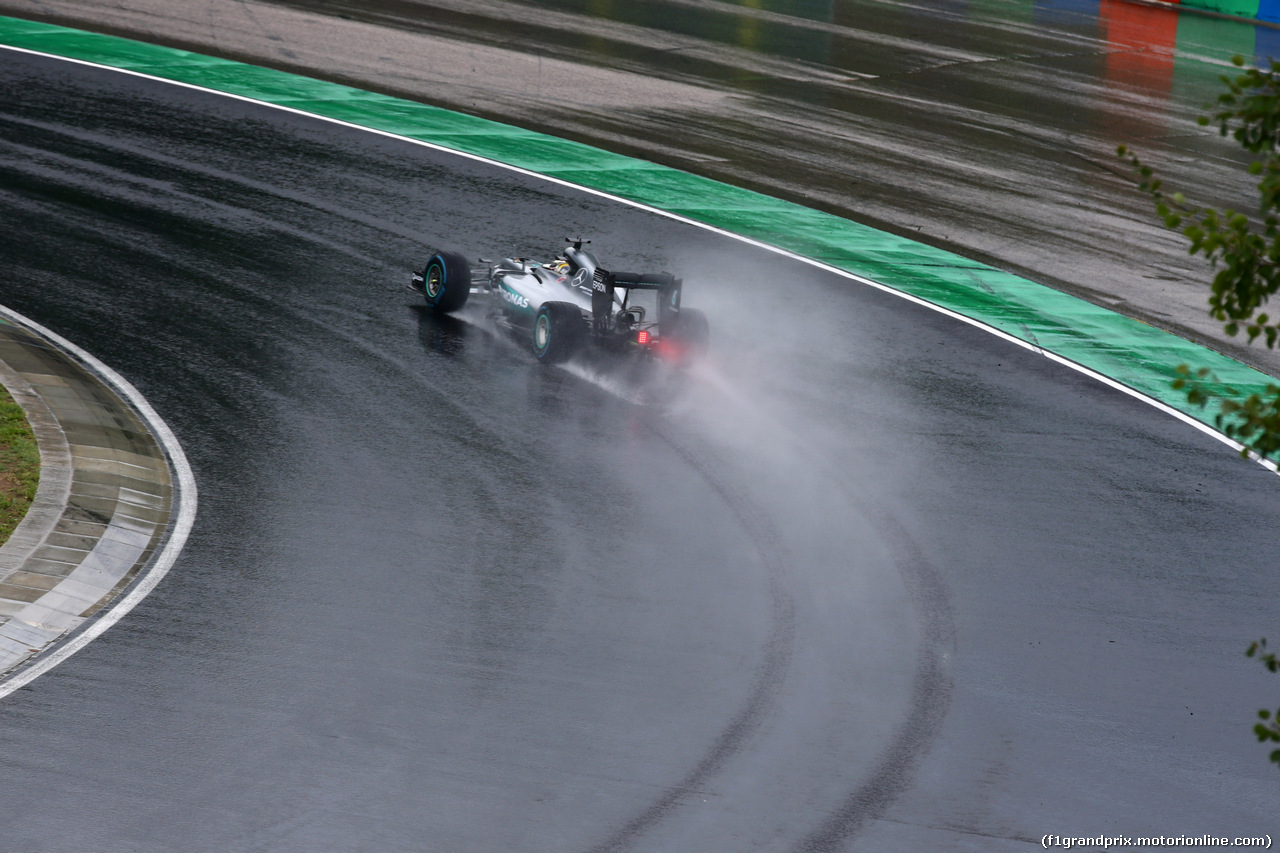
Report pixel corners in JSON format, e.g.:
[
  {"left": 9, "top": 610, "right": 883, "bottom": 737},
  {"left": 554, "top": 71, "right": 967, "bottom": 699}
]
[
  {"left": 532, "top": 301, "right": 584, "bottom": 363},
  {"left": 669, "top": 307, "right": 710, "bottom": 364},
  {"left": 422, "top": 250, "right": 470, "bottom": 312}
]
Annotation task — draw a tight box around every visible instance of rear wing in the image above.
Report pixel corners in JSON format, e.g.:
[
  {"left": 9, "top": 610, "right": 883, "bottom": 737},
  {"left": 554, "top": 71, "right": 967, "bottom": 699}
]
[{"left": 591, "top": 269, "right": 683, "bottom": 331}]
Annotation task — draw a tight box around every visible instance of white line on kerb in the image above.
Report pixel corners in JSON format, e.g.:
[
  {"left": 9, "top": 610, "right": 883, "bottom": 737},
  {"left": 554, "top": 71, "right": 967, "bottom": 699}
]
[
  {"left": 1, "top": 45, "right": 1275, "bottom": 471},
  {"left": 0, "top": 305, "right": 198, "bottom": 699},
  {"left": 42, "top": 44, "right": 1257, "bottom": 469}
]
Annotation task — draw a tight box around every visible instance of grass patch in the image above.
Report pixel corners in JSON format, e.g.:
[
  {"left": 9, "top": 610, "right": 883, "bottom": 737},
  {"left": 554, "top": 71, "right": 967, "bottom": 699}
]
[{"left": 0, "top": 386, "right": 39, "bottom": 545}]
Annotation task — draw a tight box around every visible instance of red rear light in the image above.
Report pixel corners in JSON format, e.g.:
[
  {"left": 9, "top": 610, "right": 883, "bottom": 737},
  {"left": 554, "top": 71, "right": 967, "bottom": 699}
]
[{"left": 636, "top": 330, "right": 650, "bottom": 345}]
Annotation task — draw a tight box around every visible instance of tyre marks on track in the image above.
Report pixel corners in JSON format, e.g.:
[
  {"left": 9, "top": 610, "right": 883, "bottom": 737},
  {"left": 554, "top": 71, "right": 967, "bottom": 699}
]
[
  {"left": 585, "top": 422, "right": 796, "bottom": 853},
  {"left": 792, "top": 507, "right": 956, "bottom": 852},
  {"left": 580, "top": 381, "right": 957, "bottom": 852}
]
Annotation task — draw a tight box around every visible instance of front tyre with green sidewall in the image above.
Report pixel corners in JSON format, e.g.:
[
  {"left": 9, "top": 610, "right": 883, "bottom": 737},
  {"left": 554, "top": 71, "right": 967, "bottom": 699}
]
[
  {"left": 423, "top": 250, "right": 470, "bottom": 312},
  {"left": 533, "top": 302, "right": 585, "bottom": 363}
]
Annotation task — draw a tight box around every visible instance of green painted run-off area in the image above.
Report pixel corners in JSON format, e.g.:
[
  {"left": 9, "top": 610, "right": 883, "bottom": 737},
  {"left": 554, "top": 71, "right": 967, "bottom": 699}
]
[{"left": 1, "top": 14, "right": 1275, "bottom": 444}]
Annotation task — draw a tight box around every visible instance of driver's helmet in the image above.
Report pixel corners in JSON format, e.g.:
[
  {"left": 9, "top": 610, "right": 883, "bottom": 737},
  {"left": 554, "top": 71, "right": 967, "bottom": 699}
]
[{"left": 548, "top": 259, "right": 571, "bottom": 276}]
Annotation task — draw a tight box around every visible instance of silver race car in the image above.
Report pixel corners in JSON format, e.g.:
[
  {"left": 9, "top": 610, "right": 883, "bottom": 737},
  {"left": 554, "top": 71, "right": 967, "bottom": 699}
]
[{"left": 411, "top": 239, "right": 709, "bottom": 364}]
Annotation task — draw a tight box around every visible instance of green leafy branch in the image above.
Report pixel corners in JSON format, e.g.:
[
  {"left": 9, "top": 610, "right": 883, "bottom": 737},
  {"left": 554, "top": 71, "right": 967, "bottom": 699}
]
[
  {"left": 1172, "top": 366, "right": 1280, "bottom": 461},
  {"left": 1119, "top": 55, "right": 1280, "bottom": 463},
  {"left": 1247, "top": 639, "right": 1280, "bottom": 765}
]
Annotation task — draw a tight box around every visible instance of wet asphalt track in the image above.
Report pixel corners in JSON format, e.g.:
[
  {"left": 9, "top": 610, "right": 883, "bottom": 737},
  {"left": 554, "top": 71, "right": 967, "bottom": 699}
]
[{"left": 2, "top": 48, "right": 1280, "bottom": 852}]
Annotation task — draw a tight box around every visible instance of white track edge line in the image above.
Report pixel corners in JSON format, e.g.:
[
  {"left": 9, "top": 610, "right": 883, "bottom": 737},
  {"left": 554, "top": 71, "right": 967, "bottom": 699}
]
[
  {"left": 4, "top": 41, "right": 1276, "bottom": 475},
  {"left": 0, "top": 304, "right": 198, "bottom": 699}
]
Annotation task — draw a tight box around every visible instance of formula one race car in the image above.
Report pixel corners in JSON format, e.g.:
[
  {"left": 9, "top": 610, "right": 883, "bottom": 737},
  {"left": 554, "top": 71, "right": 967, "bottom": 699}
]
[{"left": 411, "top": 239, "right": 709, "bottom": 365}]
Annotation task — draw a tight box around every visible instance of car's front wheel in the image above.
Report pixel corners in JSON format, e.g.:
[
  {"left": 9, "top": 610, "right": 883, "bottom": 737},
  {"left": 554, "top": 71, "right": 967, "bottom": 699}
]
[
  {"left": 421, "top": 250, "right": 471, "bottom": 312},
  {"left": 532, "top": 301, "right": 584, "bottom": 363}
]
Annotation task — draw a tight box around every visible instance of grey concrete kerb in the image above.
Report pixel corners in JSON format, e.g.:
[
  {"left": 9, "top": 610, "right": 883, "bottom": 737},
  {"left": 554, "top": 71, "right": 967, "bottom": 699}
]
[
  {"left": 0, "top": 347, "right": 73, "bottom": 569},
  {"left": 0, "top": 309, "right": 195, "bottom": 693}
]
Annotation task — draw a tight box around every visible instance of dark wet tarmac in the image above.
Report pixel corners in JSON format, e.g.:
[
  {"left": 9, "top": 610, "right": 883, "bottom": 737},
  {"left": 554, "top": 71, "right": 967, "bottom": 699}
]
[{"left": 2, "top": 49, "right": 1278, "bottom": 851}]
